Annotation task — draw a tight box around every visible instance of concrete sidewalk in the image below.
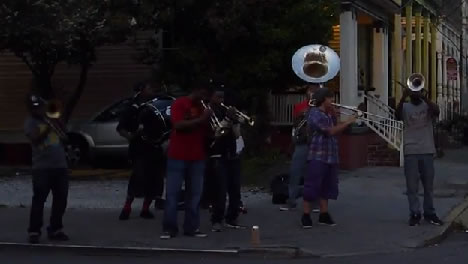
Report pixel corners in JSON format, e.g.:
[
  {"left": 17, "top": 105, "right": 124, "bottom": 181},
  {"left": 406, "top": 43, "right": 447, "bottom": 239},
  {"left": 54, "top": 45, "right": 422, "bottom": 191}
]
[{"left": 1, "top": 149, "right": 467, "bottom": 257}]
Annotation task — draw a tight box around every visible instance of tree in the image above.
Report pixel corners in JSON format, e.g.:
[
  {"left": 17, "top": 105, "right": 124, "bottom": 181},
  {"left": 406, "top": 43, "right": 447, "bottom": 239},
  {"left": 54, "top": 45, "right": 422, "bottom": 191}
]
[
  {"left": 0, "top": 0, "right": 155, "bottom": 122},
  {"left": 144, "top": 0, "right": 339, "bottom": 153}
]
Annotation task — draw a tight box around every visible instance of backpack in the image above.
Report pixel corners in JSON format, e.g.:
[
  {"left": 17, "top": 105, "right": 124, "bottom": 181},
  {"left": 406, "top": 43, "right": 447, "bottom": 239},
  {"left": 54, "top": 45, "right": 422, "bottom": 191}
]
[{"left": 270, "top": 173, "right": 290, "bottom": 204}]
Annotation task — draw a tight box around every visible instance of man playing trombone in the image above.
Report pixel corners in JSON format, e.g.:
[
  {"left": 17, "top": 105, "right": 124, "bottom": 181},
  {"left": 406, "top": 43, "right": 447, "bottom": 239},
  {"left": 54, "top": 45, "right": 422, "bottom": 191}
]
[
  {"left": 396, "top": 79, "right": 444, "bottom": 227},
  {"left": 301, "top": 87, "right": 356, "bottom": 228},
  {"left": 24, "top": 94, "right": 70, "bottom": 244}
]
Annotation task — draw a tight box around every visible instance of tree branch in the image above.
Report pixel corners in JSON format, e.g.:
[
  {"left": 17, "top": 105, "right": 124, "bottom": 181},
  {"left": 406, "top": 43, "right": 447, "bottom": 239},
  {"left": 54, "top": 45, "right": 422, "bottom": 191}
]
[
  {"left": 18, "top": 54, "right": 39, "bottom": 76},
  {"left": 63, "top": 58, "right": 91, "bottom": 123}
]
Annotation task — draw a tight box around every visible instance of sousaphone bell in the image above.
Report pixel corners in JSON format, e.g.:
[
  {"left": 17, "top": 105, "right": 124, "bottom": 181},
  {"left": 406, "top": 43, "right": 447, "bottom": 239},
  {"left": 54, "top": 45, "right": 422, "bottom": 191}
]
[{"left": 291, "top": 44, "right": 340, "bottom": 85}]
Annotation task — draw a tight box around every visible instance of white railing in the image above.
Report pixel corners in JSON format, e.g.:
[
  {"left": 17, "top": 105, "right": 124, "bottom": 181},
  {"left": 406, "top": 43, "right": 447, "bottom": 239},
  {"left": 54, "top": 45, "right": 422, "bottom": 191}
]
[
  {"left": 362, "top": 94, "right": 404, "bottom": 166},
  {"left": 269, "top": 93, "right": 307, "bottom": 125},
  {"left": 269, "top": 93, "right": 340, "bottom": 125},
  {"left": 364, "top": 93, "right": 395, "bottom": 119}
]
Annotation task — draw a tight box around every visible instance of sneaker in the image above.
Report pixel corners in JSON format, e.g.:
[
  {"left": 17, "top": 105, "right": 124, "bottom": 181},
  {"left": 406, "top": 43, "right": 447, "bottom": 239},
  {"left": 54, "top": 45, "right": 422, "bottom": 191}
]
[
  {"left": 119, "top": 209, "right": 130, "bottom": 220},
  {"left": 140, "top": 210, "right": 155, "bottom": 219},
  {"left": 279, "top": 205, "right": 297, "bottom": 211},
  {"left": 184, "top": 230, "right": 208, "bottom": 238},
  {"left": 160, "top": 231, "right": 177, "bottom": 240},
  {"left": 28, "top": 233, "right": 40, "bottom": 244},
  {"left": 301, "top": 214, "right": 313, "bottom": 229},
  {"left": 225, "top": 220, "right": 247, "bottom": 230},
  {"left": 409, "top": 213, "right": 421, "bottom": 226},
  {"left": 318, "top": 212, "right": 336, "bottom": 226},
  {"left": 424, "top": 214, "right": 444, "bottom": 226},
  {"left": 239, "top": 206, "right": 248, "bottom": 214},
  {"left": 48, "top": 231, "right": 69, "bottom": 241},
  {"left": 211, "top": 223, "right": 223, "bottom": 232}
]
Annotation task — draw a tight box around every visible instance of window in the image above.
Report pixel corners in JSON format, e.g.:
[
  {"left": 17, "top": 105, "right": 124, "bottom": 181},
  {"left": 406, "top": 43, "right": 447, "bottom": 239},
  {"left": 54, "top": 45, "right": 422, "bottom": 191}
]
[{"left": 94, "top": 99, "right": 132, "bottom": 122}]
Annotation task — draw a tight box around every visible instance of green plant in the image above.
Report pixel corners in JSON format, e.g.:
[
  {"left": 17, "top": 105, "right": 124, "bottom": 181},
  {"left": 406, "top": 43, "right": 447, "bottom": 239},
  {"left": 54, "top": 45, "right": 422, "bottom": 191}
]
[{"left": 241, "top": 148, "right": 287, "bottom": 186}]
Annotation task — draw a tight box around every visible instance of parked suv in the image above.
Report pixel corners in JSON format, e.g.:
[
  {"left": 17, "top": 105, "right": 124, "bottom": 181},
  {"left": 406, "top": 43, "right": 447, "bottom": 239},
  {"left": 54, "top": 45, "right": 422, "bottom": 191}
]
[{"left": 66, "top": 95, "right": 175, "bottom": 167}]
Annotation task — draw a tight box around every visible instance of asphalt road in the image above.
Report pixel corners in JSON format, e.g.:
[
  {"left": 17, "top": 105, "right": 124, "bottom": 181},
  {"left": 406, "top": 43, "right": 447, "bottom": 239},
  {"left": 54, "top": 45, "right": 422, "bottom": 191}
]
[{"left": 0, "top": 233, "right": 467, "bottom": 264}]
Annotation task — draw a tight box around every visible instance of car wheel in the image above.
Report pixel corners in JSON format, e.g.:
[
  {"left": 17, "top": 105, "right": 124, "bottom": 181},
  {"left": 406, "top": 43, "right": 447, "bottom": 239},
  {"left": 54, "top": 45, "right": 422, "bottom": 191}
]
[{"left": 66, "top": 136, "right": 89, "bottom": 168}]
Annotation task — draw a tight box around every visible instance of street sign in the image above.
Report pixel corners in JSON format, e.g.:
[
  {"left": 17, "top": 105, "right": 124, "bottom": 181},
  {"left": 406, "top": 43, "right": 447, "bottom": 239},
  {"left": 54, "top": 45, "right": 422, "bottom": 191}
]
[{"left": 447, "top": 57, "right": 458, "bottom": 81}]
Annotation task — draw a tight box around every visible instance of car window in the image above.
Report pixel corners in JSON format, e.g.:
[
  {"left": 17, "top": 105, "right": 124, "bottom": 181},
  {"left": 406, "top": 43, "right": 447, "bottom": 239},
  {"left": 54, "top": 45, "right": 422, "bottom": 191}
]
[
  {"left": 150, "top": 98, "right": 174, "bottom": 119},
  {"left": 94, "top": 99, "right": 132, "bottom": 122}
]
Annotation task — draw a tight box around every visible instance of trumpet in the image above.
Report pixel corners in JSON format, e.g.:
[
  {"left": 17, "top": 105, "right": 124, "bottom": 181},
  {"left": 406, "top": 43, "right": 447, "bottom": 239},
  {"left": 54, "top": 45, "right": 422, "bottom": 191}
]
[
  {"left": 201, "top": 101, "right": 229, "bottom": 137},
  {"left": 220, "top": 103, "right": 255, "bottom": 126}
]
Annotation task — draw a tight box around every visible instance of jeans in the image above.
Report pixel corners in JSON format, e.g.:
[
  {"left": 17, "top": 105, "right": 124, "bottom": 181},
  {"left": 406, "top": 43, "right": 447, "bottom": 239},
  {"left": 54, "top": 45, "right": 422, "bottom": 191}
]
[
  {"left": 163, "top": 159, "right": 205, "bottom": 234},
  {"left": 28, "top": 169, "right": 69, "bottom": 234},
  {"left": 210, "top": 157, "right": 241, "bottom": 224},
  {"left": 287, "top": 144, "right": 308, "bottom": 208},
  {"left": 404, "top": 154, "right": 436, "bottom": 216}
]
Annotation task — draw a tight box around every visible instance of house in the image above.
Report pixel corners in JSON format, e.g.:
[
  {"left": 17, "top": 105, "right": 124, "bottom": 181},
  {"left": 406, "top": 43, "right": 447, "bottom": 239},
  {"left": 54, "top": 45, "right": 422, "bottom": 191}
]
[{"left": 269, "top": 0, "right": 466, "bottom": 169}]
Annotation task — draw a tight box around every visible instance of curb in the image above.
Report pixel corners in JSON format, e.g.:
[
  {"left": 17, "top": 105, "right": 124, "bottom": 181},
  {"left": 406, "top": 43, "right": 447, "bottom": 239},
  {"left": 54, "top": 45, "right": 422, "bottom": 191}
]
[
  {"left": 0, "top": 242, "right": 313, "bottom": 258},
  {"left": 413, "top": 197, "right": 468, "bottom": 248},
  {"left": 0, "top": 242, "right": 239, "bottom": 257}
]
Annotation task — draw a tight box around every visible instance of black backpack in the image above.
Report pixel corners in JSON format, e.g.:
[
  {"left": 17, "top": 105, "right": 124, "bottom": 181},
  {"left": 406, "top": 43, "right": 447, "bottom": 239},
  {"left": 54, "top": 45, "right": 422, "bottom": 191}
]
[{"left": 270, "top": 173, "right": 290, "bottom": 204}]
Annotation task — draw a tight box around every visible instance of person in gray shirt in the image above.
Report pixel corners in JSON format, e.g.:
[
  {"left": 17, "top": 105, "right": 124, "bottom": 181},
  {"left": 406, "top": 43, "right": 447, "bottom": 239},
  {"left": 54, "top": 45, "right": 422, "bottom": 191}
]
[
  {"left": 396, "top": 88, "right": 443, "bottom": 227},
  {"left": 24, "top": 94, "right": 70, "bottom": 244}
]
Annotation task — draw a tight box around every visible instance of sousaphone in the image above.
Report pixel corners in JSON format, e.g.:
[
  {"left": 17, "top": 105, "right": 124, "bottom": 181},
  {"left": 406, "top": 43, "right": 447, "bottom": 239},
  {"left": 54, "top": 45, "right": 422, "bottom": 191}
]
[{"left": 291, "top": 44, "right": 340, "bottom": 86}]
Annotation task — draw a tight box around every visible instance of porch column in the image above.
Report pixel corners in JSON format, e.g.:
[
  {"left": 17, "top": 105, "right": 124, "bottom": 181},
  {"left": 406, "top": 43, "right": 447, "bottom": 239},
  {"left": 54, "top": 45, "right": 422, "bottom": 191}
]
[
  {"left": 372, "top": 22, "right": 389, "bottom": 109},
  {"left": 442, "top": 27, "right": 448, "bottom": 119},
  {"left": 393, "top": 14, "right": 403, "bottom": 101},
  {"left": 456, "top": 47, "right": 461, "bottom": 112},
  {"left": 340, "top": 5, "right": 359, "bottom": 107},
  {"left": 431, "top": 16, "right": 438, "bottom": 101},
  {"left": 423, "top": 13, "right": 430, "bottom": 84},
  {"left": 405, "top": 3, "right": 413, "bottom": 79},
  {"left": 414, "top": 7, "right": 422, "bottom": 73},
  {"left": 437, "top": 51, "right": 443, "bottom": 104}
]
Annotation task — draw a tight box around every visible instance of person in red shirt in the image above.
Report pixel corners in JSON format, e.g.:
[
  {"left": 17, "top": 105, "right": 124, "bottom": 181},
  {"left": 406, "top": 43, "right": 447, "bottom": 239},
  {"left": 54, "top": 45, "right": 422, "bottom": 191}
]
[
  {"left": 161, "top": 82, "right": 213, "bottom": 240},
  {"left": 280, "top": 85, "right": 318, "bottom": 211}
]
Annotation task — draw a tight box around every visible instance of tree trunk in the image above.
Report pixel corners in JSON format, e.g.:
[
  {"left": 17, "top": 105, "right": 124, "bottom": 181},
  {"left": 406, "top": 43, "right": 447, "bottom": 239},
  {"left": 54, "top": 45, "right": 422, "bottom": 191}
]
[
  {"left": 63, "top": 62, "right": 91, "bottom": 123},
  {"left": 32, "top": 68, "right": 54, "bottom": 99}
]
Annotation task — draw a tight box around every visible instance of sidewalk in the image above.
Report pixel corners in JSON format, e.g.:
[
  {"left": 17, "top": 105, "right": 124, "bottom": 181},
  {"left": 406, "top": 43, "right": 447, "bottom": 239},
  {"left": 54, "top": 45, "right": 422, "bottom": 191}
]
[{"left": 0, "top": 148, "right": 467, "bottom": 257}]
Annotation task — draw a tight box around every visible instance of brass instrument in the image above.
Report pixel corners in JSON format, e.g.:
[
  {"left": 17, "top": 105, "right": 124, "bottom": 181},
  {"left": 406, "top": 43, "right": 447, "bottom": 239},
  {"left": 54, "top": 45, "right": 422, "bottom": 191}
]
[
  {"left": 201, "top": 101, "right": 229, "bottom": 137},
  {"left": 38, "top": 97, "right": 68, "bottom": 142},
  {"left": 220, "top": 103, "right": 255, "bottom": 126},
  {"left": 291, "top": 45, "right": 340, "bottom": 139},
  {"left": 407, "top": 73, "right": 425, "bottom": 92},
  {"left": 292, "top": 44, "right": 340, "bottom": 85}
]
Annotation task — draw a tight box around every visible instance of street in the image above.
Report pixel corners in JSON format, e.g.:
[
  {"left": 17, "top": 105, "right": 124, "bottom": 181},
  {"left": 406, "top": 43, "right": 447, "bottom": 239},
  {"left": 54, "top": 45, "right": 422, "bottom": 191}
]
[{"left": 0, "top": 232, "right": 467, "bottom": 264}]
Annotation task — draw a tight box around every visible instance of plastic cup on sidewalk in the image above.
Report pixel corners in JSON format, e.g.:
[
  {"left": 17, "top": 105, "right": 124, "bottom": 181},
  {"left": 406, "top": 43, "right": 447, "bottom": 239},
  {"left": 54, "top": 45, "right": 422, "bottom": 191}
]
[{"left": 251, "top": 225, "right": 260, "bottom": 246}]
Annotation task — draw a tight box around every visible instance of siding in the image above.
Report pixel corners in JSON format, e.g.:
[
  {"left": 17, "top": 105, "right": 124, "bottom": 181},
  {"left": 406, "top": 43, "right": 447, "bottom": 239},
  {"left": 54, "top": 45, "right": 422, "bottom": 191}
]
[{"left": 0, "top": 39, "right": 153, "bottom": 135}]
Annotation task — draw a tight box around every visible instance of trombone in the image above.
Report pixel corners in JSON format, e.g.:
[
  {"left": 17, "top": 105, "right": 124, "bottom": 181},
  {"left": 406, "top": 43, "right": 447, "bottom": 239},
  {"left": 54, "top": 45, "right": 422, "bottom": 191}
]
[
  {"left": 331, "top": 103, "right": 402, "bottom": 130},
  {"left": 220, "top": 103, "right": 255, "bottom": 126},
  {"left": 38, "top": 97, "right": 69, "bottom": 142}
]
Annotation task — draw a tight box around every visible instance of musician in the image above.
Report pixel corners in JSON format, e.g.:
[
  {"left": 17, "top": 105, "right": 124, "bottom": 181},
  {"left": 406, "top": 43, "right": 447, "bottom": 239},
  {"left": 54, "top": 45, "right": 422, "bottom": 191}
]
[
  {"left": 160, "top": 81, "right": 213, "bottom": 239},
  {"left": 280, "top": 85, "right": 317, "bottom": 211},
  {"left": 24, "top": 94, "right": 70, "bottom": 244},
  {"left": 117, "top": 80, "right": 163, "bottom": 220},
  {"left": 206, "top": 90, "right": 245, "bottom": 232},
  {"left": 396, "top": 88, "right": 443, "bottom": 226},
  {"left": 301, "top": 88, "right": 356, "bottom": 228}
]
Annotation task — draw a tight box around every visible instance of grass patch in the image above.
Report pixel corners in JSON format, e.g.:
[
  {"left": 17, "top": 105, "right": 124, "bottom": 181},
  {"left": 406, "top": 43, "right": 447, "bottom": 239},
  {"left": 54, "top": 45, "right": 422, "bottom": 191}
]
[
  {"left": 69, "top": 169, "right": 130, "bottom": 181},
  {"left": 241, "top": 148, "right": 288, "bottom": 187}
]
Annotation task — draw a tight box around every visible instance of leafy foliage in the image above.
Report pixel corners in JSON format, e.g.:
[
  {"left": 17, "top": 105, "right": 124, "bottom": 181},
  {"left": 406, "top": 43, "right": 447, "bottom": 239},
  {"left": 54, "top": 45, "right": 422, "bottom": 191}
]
[
  {"left": 0, "top": 0, "right": 155, "bottom": 120},
  {"left": 142, "top": 0, "right": 338, "bottom": 153},
  {"left": 147, "top": 0, "right": 339, "bottom": 92}
]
